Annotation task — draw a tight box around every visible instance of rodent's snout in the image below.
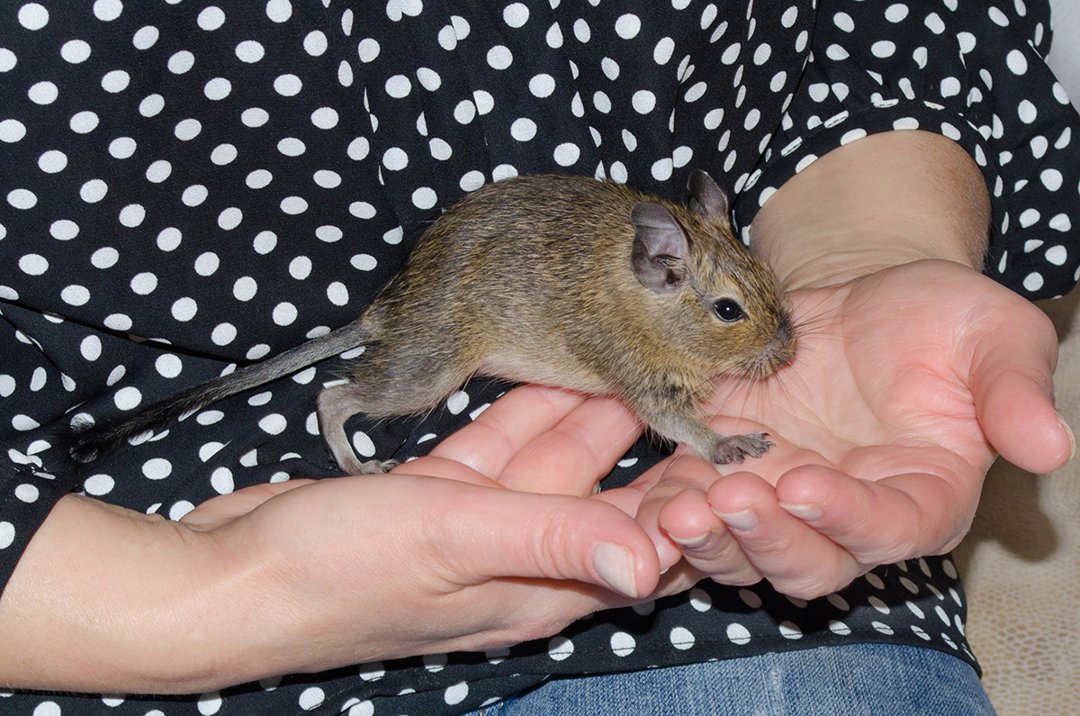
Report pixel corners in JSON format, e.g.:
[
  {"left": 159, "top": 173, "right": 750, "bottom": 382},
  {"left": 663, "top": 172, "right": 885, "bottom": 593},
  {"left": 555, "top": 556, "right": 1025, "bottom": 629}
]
[{"left": 768, "top": 312, "right": 798, "bottom": 367}]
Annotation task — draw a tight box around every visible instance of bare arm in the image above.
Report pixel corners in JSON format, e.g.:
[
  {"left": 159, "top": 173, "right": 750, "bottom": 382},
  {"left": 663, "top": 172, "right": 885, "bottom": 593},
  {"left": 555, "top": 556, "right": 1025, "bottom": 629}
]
[
  {"left": 750, "top": 129, "right": 990, "bottom": 286},
  {"left": 0, "top": 388, "right": 660, "bottom": 694}
]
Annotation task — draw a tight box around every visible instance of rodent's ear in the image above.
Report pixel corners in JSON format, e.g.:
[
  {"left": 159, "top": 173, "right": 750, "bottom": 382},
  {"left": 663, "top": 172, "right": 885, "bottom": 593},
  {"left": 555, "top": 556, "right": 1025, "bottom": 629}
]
[
  {"left": 687, "top": 170, "right": 730, "bottom": 220},
  {"left": 631, "top": 201, "right": 689, "bottom": 294}
]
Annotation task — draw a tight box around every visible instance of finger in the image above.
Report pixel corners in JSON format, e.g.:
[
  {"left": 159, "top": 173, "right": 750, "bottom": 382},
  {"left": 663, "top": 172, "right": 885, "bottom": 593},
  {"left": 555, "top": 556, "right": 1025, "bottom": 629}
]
[
  {"left": 427, "top": 385, "right": 588, "bottom": 478},
  {"left": 498, "top": 394, "right": 643, "bottom": 495},
  {"left": 405, "top": 476, "right": 661, "bottom": 599},
  {"left": 971, "top": 302, "right": 1074, "bottom": 474},
  {"left": 773, "top": 461, "right": 974, "bottom": 566},
  {"left": 631, "top": 453, "right": 748, "bottom": 573},
  {"left": 705, "top": 471, "right": 865, "bottom": 599},
  {"left": 656, "top": 487, "right": 762, "bottom": 586}
]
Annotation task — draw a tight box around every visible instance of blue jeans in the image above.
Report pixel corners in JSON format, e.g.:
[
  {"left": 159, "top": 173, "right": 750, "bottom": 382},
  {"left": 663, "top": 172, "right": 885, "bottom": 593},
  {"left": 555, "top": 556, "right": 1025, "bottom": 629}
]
[{"left": 466, "top": 644, "right": 995, "bottom": 715}]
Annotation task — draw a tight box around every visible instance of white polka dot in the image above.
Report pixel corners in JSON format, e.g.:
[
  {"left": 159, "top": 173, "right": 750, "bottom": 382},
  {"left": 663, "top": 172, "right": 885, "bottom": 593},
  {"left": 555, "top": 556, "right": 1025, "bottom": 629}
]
[
  {"left": 265, "top": 0, "right": 292, "bottom": 23},
  {"left": 69, "top": 110, "right": 99, "bottom": 134},
  {"left": 1040, "top": 168, "right": 1063, "bottom": 191},
  {"left": 609, "top": 631, "right": 636, "bottom": 656},
  {"left": 172, "top": 297, "right": 198, "bottom": 321},
  {"left": 313, "top": 226, "right": 342, "bottom": 245},
  {"left": 726, "top": 622, "right": 751, "bottom": 645},
  {"left": 133, "top": 25, "right": 159, "bottom": 50},
  {"left": 487, "top": 45, "right": 513, "bottom": 70},
  {"left": 327, "top": 282, "right": 349, "bottom": 306},
  {"left": 15, "top": 482, "right": 40, "bottom": 504},
  {"left": 168, "top": 50, "right": 195, "bottom": 74},
  {"left": 547, "top": 636, "right": 574, "bottom": 661},
  {"left": 553, "top": 142, "right": 580, "bottom": 167},
  {"left": 632, "top": 90, "right": 656, "bottom": 114},
  {"left": 61, "top": 39, "right": 92, "bottom": 63},
  {"left": 443, "top": 682, "right": 468, "bottom": 707},
  {"left": 182, "top": 184, "right": 208, "bottom": 206},
  {"left": 352, "top": 254, "right": 377, "bottom": 271},
  {"left": 351, "top": 431, "right": 376, "bottom": 457},
  {"left": 1023, "top": 272, "right": 1044, "bottom": 292},
  {"left": 212, "top": 323, "right": 237, "bottom": 346},
  {"left": 273, "top": 302, "right": 297, "bottom": 326},
  {"left": 233, "top": 276, "right": 258, "bottom": 301},
  {"left": 139, "top": 93, "right": 165, "bottom": 118},
  {"left": 196, "top": 5, "right": 225, "bottom": 30},
  {"left": 1006, "top": 49, "right": 1028, "bottom": 75},
  {"left": 100, "top": 67, "right": 132, "bottom": 93},
  {"left": 259, "top": 414, "right": 287, "bottom": 435},
  {"left": 510, "top": 117, "right": 537, "bottom": 141},
  {"left": 384, "top": 74, "right": 412, "bottom": 99},
  {"left": 173, "top": 118, "right": 201, "bottom": 141},
  {"left": 81, "top": 335, "right": 103, "bottom": 361},
  {"left": 0, "top": 119, "right": 27, "bottom": 144},
  {"left": 669, "top": 626, "right": 695, "bottom": 650},
  {"left": 280, "top": 196, "right": 308, "bottom": 214},
  {"left": 204, "top": 77, "right": 231, "bottom": 100},
  {"left": 61, "top": 285, "right": 90, "bottom": 306},
  {"left": 18, "top": 3, "right": 50, "bottom": 31},
  {"left": 274, "top": 74, "right": 303, "bottom": 96},
  {"left": 0, "top": 522, "right": 14, "bottom": 550},
  {"left": 155, "top": 354, "right": 183, "bottom": 379},
  {"left": 27, "top": 80, "right": 58, "bottom": 105},
  {"left": 119, "top": 204, "right": 146, "bottom": 228},
  {"left": 297, "top": 686, "right": 325, "bottom": 711},
  {"left": 615, "top": 13, "right": 641, "bottom": 39},
  {"left": 382, "top": 147, "right": 409, "bottom": 171},
  {"left": 411, "top": 186, "right": 437, "bottom": 210},
  {"left": 212, "top": 207, "right": 242, "bottom": 231},
  {"left": 91, "top": 247, "right": 119, "bottom": 269},
  {"left": 194, "top": 252, "right": 220, "bottom": 276},
  {"left": 236, "top": 40, "right": 265, "bottom": 63},
  {"left": 309, "top": 107, "right": 339, "bottom": 131},
  {"left": 131, "top": 272, "right": 158, "bottom": 295},
  {"left": 243, "top": 169, "right": 271, "bottom": 189},
  {"left": 8, "top": 188, "right": 37, "bottom": 210},
  {"left": 143, "top": 458, "right": 173, "bottom": 480},
  {"left": 84, "top": 474, "right": 115, "bottom": 496}
]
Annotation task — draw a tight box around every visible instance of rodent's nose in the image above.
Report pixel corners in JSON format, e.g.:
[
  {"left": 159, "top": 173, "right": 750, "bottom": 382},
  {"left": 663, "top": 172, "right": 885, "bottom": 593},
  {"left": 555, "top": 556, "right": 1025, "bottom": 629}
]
[{"left": 769, "top": 315, "right": 797, "bottom": 365}]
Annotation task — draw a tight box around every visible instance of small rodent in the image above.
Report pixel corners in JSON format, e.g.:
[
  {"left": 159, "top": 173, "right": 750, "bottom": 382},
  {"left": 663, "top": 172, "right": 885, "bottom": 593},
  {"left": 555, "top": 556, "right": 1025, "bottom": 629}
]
[{"left": 68, "top": 170, "right": 796, "bottom": 473}]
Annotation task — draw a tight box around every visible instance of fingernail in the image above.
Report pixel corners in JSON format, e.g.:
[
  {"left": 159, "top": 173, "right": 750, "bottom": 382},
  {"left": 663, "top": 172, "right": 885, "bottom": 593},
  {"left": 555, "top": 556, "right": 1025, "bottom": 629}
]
[
  {"left": 670, "top": 532, "right": 713, "bottom": 550},
  {"left": 779, "top": 502, "right": 824, "bottom": 522},
  {"left": 713, "top": 509, "right": 759, "bottom": 532},
  {"left": 592, "top": 542, "right": 639, "bottom": 599},
  {"left": 1058, "top": 412, "right": 1075, "bottom": 462}
]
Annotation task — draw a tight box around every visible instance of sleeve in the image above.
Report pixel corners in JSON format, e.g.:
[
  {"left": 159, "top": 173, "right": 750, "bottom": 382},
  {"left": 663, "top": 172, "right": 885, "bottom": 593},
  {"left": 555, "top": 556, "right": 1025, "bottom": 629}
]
[{"left": 733, "top": 0, "right": 1080, "bottom": 300}]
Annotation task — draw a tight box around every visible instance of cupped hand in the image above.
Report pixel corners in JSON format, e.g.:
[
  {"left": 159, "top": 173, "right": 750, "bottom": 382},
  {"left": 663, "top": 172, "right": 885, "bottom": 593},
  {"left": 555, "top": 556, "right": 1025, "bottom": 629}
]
[
  {"left": 637, "top": 259, "right": 1074, "bottom": 599},
  {"left": 177, "top": 385, "right": 664, "bottom": 683}
]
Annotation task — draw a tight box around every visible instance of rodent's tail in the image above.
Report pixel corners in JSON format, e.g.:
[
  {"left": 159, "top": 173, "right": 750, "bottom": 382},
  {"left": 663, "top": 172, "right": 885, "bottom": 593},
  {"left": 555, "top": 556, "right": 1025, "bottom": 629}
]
[{"left": 67, "top": 321, "right": 370, "bottom": 464}]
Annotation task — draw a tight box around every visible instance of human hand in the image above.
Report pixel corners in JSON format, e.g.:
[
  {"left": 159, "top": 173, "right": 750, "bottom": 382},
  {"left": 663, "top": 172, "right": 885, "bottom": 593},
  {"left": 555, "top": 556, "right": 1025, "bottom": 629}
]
[
  {"left": 0, "top": 386, "right": 662, "bottom": 694},
  {"left": 636, "top": 259, "right": 1073, "bottom": 599}
]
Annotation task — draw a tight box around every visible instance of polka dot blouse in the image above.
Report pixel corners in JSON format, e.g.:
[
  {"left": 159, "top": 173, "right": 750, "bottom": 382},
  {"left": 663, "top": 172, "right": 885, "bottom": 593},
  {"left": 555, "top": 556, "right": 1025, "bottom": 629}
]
[{"left": 1, "top": 1, "right": 1077, "bottom": 714}]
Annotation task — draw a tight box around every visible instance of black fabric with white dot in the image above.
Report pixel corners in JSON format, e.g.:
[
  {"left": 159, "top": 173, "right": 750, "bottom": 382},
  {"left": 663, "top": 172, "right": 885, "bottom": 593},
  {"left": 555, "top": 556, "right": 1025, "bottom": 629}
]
[{"left": 1, "top": 2, "right": 1076, "bottom": 714}]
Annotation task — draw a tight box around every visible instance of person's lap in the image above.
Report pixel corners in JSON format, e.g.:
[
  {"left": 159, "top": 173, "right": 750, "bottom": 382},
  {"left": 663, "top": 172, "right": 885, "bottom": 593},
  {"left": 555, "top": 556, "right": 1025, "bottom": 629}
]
[{"left": 468, "top": 643, "right": 995, "bottom": 716}]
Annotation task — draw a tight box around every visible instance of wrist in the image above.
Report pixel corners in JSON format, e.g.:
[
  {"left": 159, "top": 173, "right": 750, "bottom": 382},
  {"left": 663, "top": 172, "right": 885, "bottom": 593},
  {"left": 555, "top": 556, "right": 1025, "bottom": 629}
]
[{"left": 748, "top": 130, "right": 990, "bottom": 289}]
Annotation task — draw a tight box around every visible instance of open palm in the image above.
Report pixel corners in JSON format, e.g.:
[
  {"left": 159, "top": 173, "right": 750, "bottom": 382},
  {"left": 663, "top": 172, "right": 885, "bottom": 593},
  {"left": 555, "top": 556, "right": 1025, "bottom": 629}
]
[{"left": 637, "top": 259, "right": 1072, "bottom": 598}]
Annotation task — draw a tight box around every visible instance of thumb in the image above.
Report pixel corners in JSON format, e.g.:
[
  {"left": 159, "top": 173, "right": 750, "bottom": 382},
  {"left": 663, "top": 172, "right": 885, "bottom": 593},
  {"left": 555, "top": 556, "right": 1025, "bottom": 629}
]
[
  {"left": 971, "top": 306, "right": 1074, "bottom": 474},
  {"left": 429, "top": 480, "right": 660, "bottom": 599}
]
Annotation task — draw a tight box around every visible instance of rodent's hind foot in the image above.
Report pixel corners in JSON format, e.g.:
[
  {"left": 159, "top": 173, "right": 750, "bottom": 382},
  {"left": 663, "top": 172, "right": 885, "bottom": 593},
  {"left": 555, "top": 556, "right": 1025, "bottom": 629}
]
[{"left": 711, "top": 433, "right": 774, "bottom": 464}]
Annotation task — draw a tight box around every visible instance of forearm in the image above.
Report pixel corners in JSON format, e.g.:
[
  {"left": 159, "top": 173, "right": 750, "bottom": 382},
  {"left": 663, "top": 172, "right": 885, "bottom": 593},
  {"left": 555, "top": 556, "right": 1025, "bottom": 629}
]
[
  {"left": 0, "top": 494, "right": 259, "bottom": 693},
  {"left": 750, "top": 130, "right": 991, "bottom": 287}
]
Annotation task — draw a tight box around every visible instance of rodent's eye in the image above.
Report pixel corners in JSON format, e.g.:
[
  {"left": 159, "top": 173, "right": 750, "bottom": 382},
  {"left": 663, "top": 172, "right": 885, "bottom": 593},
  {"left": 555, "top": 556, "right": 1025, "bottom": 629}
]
[{"left": 712, "top": 298, "right": 746, "bottom": 323}]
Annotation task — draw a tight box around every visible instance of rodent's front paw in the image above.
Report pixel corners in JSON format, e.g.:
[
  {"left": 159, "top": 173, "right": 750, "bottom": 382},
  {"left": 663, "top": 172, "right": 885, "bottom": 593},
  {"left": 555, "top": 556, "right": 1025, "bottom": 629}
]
[{"left": 711, "top": 433, "right": 773, "bottom": 464}]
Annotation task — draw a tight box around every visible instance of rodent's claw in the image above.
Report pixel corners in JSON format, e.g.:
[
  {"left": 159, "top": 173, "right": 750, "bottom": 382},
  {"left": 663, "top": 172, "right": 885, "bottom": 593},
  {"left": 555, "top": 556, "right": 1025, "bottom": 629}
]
[{"left": 712, "top": 433, "right": 774, "bottom": 464}]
